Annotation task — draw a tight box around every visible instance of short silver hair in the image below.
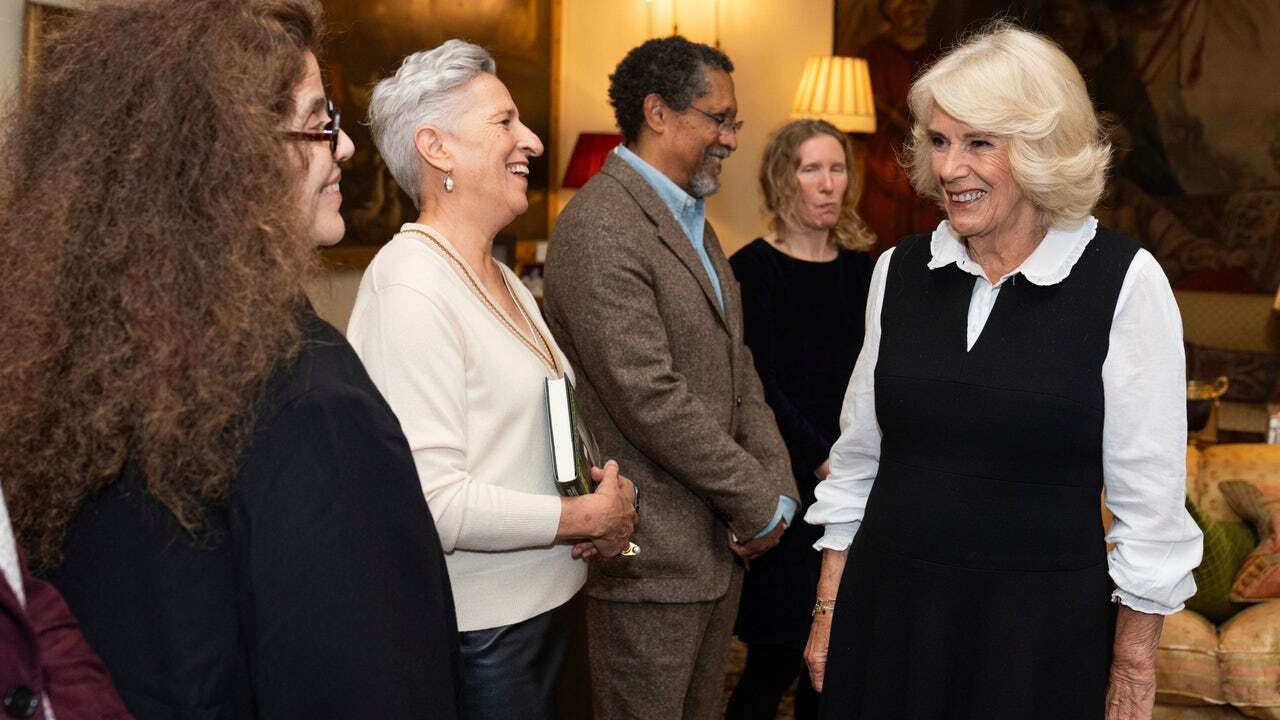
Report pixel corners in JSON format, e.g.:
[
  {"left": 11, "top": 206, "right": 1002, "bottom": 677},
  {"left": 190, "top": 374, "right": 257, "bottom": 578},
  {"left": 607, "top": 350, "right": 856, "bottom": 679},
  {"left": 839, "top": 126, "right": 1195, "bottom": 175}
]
[{"left": 368, "top": 39, "right": 496, "bottom": 209}]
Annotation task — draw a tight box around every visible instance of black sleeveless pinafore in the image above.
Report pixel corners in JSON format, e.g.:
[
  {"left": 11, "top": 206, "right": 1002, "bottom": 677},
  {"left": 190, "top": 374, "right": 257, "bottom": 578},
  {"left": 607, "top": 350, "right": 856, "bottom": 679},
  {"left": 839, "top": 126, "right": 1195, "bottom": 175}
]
[{"left": 818, "top": 229, "right": 1140, "bottom": 719}]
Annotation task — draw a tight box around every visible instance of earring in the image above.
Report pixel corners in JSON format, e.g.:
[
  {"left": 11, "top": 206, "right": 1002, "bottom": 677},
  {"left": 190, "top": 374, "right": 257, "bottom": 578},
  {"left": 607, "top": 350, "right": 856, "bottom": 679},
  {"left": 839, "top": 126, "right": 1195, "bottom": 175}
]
[{"left": 444, "top": 172, "right": 455, "bottom": 193}]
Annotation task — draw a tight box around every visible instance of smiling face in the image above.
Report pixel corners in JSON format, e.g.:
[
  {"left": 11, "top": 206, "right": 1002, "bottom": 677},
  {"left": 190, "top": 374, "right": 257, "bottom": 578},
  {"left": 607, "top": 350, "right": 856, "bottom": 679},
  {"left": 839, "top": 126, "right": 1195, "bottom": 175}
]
[
  {"left": 290, "top": 52, "right": 354, "bottom": 247},
  {"left": 927, "top": 108, "right": 1039, "bottom": 245},
  {"left": 445, "top": 73, "right": 544, "bottom": 226},
  {"left": 789, "top": 133, "right": 849, "bottom": 232},
  {"left": 675, "top": 68, "right": 737, "bottom": 198}
]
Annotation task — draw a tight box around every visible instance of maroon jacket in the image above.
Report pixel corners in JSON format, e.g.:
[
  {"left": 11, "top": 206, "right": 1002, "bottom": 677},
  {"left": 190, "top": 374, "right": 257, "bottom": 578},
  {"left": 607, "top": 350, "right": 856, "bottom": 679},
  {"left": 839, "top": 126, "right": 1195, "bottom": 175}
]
[{"left": 0, "top": 551, "right": 132, "bottom": 720}]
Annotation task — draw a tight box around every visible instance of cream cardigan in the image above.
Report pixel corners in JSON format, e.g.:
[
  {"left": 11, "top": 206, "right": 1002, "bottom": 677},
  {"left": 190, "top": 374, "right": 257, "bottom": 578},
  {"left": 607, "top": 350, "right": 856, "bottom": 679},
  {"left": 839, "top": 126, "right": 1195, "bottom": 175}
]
[{"left": 346, "top": 223, "right": 585, "bottom": 632}]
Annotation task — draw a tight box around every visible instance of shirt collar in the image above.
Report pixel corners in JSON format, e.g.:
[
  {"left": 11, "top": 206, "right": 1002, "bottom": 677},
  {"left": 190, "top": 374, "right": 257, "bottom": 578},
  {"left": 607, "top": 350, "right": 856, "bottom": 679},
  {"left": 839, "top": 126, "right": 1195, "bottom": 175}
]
[
  {"left": 927, "top": 215, "right": 1098, "bottom": 286},
  {"left": 614, "top": 144, "right": 704, "bottom": 222}
]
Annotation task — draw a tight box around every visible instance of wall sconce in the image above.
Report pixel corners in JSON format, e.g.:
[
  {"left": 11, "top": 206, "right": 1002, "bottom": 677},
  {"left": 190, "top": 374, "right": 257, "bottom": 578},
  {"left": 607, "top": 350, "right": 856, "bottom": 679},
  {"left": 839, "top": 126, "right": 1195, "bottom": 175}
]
[{"left": 790, "top": 56, "right": 876, "bottom": 134}]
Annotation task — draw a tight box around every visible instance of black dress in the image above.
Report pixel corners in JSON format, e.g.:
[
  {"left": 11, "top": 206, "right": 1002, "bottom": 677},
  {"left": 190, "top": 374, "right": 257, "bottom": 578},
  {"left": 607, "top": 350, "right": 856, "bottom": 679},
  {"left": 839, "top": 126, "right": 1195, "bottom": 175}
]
[
  {"left": 47, "top": 307, "right": 462, "bottom": 719},
  {"left": 819, "top": 231, "right": 1137, "bottom": 719},
  {"left": 729, "top": 238, "right": 873, "bottom": 647}
]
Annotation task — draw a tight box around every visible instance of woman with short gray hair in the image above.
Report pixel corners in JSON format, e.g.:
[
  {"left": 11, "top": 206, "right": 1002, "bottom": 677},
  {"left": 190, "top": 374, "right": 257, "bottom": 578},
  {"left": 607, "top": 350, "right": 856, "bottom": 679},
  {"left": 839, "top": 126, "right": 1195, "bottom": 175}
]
[{"left": 349, "top": 39, "right": 637, "bottom": 719}]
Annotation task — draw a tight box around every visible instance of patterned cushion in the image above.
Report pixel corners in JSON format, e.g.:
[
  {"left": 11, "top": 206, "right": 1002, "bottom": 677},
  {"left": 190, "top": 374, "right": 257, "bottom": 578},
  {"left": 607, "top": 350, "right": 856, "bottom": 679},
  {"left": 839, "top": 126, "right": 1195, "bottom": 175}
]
[
  {"left": 1220, "top": 481, "right": 1280, "bottom": 602},
  {"left": 1186, "top": 500, "right": 1257, "bottom": 622},
  {"left": 1154, "top": 707, "right": 1252, "bottom": 719},
  {"left": 1157, "top": 609, "right": 1225, "bottom": 705},
  {"left": 1219, "top": 602, "right": 1280, "bottom": 717},
  {"left": 1196, "top": 446, "right": 1280, "bottom": 524}
]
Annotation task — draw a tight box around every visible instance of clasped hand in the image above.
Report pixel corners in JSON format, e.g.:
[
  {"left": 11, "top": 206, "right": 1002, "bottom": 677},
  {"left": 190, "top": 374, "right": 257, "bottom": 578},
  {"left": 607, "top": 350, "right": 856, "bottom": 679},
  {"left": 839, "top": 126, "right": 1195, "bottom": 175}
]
[
  {"left": 565, "top": 460, "right": 636, "bottom": 560},
  {"left": 728, "top": 519, "right": 786, "bottom": 561}
]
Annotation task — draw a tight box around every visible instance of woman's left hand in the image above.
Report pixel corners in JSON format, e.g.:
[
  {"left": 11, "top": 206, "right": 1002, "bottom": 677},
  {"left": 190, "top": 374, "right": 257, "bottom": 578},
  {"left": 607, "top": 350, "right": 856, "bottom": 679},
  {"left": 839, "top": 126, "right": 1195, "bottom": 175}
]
[{"left": 1105, "top": 605, "right": 1164, "bottom": 720}]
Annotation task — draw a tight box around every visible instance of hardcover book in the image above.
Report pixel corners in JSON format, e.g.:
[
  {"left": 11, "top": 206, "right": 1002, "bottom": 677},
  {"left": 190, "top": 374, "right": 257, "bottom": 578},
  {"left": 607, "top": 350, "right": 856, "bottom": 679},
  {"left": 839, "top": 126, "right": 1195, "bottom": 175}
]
[{"left": 545, "top": 375, "right": 599, "bottom": 497}]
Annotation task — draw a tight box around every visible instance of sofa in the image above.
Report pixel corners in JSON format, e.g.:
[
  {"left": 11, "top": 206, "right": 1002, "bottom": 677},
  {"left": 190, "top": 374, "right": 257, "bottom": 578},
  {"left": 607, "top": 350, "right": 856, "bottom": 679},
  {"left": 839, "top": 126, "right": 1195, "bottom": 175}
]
[{"left": 1146, "top": 444, "right": 1280, "bottom": 719}]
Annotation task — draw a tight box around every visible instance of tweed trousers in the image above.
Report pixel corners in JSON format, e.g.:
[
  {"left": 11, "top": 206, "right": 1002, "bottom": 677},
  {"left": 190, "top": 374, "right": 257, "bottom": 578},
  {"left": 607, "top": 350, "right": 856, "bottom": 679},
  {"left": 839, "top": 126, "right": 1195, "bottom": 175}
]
[{"left": 587, "top": 565, "right": 743, "bottom": 720}]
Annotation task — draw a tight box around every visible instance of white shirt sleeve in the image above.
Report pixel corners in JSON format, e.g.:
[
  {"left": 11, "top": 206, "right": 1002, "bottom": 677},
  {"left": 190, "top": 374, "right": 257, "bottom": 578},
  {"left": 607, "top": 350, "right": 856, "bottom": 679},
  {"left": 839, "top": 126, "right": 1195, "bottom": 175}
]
[
  {"left": 1103, "top": 250, "right": 1203, "bottom": 614},
  {"left": 806, "top": 246, "right": 1204, "bottom": 617},
  {"left": 804, "top": 248, "right": 894, "bottom": 550},
  {"left": 348, "top": 282, "right": 561, "bottom": 554}
]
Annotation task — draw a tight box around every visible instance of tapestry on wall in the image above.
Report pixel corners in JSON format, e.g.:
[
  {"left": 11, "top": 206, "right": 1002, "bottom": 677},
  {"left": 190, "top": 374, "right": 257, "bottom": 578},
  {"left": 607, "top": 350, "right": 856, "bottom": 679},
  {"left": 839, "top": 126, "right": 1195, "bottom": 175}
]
[
  {"left": 321, "top": 0, "right": 553, "bottom": 259},
  {"left": 835, "top": 0, "right": 1280, "bottom": 293}
]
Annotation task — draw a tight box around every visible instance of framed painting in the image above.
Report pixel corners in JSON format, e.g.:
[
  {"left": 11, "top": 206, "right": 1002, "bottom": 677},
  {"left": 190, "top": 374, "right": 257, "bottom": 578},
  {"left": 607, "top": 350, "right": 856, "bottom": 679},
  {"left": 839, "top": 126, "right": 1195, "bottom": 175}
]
[
  {"left": 319, "top": 0, "right": 559, "bottom": 268},
  {"left": 834, "top": 0, "right": 1280, "bottom": 294}
]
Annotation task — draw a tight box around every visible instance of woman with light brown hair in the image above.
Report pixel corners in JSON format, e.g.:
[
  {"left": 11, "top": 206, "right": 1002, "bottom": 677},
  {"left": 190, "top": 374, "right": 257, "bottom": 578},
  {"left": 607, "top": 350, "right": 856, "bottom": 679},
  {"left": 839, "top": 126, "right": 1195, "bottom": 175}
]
[
  {"left": 726, "top": 119, "right": 875, "bottom": 720},
  {"left": 0, "top": 0, "right": 459, "bottom": 717}
]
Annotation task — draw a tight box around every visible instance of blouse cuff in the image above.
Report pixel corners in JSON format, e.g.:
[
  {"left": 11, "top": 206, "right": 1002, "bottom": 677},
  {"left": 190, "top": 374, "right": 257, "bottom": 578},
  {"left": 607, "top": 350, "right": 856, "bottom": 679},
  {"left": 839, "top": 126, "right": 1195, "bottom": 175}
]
[
  {"left": 812, "top": 521, "right": 858, "bottom": 552},
  {"left": 1111, "top": 587, "right": 1185, "bottom": 616}
]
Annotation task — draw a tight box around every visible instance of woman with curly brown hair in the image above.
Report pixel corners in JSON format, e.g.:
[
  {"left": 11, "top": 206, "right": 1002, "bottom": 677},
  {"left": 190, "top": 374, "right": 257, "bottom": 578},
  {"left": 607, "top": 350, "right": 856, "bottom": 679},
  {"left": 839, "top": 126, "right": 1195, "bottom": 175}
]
[
  {"left": 726, "top": 119, "right": 875, "bottom": 720},
  {"left": 0, "top": 1, "right": 460, "bottom": 717}
]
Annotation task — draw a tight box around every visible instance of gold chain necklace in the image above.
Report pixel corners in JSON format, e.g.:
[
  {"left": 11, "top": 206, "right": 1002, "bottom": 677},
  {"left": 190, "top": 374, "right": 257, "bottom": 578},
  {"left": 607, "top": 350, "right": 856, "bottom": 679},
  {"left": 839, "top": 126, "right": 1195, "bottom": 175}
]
[{"left": 403, "top": 227, "right": 561, "bottom": 376}]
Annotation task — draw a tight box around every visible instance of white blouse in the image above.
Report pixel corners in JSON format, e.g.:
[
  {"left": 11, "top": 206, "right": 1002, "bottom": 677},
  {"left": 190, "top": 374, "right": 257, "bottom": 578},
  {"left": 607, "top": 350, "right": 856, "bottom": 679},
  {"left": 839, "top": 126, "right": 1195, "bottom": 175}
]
[{"left": 805, "top": 217, "right": 1204, "bottom": 615}]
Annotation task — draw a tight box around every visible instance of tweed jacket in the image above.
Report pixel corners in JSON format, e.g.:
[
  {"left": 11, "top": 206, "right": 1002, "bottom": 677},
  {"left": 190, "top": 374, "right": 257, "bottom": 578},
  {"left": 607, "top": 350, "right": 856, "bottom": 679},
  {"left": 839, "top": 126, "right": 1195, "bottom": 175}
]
[{"left": 544, "top": 153, "right": 797, "bottom": 604}]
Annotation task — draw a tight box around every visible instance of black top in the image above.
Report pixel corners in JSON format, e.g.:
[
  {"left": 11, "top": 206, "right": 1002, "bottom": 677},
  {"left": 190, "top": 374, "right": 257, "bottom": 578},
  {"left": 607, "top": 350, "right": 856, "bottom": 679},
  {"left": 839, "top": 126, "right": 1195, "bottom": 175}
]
[
  {"left": 867, "top": 228, "right": 1140, "bottom": 571},
  {"left": 48, "top": 307, "right": 461, "bottom": 720},
  {"left": 819, "top": 228, "right": 1141, "bottom": 719},
  {"left": 730, "top": 238, "right": 872, "bottom": 495},
  {"left": 729, "top": 238, "right": 872, "bottom": 647}
]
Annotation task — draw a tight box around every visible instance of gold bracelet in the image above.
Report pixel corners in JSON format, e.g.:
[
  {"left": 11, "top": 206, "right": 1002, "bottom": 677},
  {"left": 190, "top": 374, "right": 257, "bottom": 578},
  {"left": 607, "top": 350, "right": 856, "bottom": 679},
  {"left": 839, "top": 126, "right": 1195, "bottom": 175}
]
[{"left": 811, "top": 598, "right": 836, "bottom": 617}]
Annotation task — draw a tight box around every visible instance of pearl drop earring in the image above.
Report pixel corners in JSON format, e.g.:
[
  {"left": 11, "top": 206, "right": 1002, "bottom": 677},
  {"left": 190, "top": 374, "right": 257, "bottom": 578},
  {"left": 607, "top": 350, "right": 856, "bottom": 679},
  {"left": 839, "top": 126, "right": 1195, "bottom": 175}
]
[{"left": 444, "top": 172, "right": 455, "bottom": 193}]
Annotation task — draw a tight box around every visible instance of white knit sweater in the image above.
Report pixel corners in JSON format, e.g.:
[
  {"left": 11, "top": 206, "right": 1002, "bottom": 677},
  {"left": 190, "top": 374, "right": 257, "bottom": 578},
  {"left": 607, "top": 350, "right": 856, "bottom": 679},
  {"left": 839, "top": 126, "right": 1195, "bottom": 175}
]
[{"left": 346, "top": 224, "right": 586, "bottom": 632}]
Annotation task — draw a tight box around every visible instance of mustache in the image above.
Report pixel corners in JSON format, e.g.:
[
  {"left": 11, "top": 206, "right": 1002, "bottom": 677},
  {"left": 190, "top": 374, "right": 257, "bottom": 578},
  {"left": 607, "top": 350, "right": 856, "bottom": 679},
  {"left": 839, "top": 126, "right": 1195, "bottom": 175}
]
[{"left": 704, "top": 145, "right": 732, "bottom": 160}]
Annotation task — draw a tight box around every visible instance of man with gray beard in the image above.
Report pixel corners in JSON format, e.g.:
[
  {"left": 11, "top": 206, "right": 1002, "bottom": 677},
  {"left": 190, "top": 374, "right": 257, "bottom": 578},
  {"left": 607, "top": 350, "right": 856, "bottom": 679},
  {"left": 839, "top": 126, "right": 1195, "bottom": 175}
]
[{"left": 543, "top": 36, "right": 797, "bottom": 720}]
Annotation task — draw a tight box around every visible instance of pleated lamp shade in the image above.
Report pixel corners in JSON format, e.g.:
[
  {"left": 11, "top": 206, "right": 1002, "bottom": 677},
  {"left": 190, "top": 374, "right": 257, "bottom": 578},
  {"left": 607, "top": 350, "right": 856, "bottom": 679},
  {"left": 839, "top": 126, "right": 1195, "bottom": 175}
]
[{"left": 790, "top": 56, "right": 876, "bottom": 134}]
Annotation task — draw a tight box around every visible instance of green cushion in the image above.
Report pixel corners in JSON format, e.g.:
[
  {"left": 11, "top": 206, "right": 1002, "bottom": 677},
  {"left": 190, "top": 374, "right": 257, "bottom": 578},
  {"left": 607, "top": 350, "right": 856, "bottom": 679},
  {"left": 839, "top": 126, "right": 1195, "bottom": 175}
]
[{"left": 1185, "top": 499, "right": 1256, "bottom": 623}]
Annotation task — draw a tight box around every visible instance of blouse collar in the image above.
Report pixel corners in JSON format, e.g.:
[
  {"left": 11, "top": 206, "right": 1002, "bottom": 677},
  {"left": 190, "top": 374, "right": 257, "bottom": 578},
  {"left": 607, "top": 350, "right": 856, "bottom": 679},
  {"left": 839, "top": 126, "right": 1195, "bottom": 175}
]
[{"left": 927, "top": 215, "right": 1098, "bottom": 286}]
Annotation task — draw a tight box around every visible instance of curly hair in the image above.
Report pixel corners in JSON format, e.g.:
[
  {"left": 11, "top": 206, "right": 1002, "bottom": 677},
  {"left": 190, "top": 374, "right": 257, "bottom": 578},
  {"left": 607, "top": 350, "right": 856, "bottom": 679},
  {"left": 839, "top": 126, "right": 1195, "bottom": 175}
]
[
  {"left": 903, "top": 21, "right": 1111, "bottom": 228},
  {"left": 760, "top": 119, "right": 876, "bottom": 252},
  {"left": 608, "top": 36, "right": 734, "bottom": 144},
  {"left": 0, "top": 0, "right": 324, "bottom": 567}
]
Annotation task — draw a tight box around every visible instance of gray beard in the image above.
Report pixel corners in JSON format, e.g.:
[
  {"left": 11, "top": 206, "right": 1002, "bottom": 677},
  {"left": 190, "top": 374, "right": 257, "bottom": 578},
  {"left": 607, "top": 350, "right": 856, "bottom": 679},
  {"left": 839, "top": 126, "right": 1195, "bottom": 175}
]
[
  {"left": 689, "top": 169, "right": 719, "bottom": 199},
  {"left": 689, "top": 147, "right": 731, "bottom": 199}
]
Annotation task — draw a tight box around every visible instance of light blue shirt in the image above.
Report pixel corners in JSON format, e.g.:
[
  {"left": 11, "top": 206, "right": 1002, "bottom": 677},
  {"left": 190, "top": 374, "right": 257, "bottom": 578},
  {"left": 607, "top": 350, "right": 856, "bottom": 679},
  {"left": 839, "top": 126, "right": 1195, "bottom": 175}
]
[
  {"left": 614, "top": 144, "right": 795, "bottom": 538},
  {"left": 614, "top": 144, "right": 723, "bottom": 310}
]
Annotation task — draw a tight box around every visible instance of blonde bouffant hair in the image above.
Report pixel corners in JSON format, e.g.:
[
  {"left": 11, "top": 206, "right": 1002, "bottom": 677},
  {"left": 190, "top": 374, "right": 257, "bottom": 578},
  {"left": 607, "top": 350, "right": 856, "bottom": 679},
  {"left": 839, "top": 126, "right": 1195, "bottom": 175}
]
[
  {"left": 760, "top": 119, "right": 876, "bottom": 252},
  {"left": 904, "top": 22, "right": 1111, "bottom": 228}
]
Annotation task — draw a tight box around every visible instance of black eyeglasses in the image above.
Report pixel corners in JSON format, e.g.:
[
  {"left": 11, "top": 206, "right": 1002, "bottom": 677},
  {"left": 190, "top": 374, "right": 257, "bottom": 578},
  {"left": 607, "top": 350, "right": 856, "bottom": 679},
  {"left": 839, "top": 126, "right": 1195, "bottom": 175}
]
[
  {"left": 688, "top": 105, "right": 744, "bottom": 134},
  {"left": 282, "top": 98, "right": 341, "bottom": 155}
]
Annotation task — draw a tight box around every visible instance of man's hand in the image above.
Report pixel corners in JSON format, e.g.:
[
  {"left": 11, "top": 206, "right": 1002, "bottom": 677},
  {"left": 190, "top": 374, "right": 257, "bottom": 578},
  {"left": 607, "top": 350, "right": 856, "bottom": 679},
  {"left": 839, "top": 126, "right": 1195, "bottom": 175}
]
[{"left": 729, "top": 519, "right": 786, "bottom": 560}]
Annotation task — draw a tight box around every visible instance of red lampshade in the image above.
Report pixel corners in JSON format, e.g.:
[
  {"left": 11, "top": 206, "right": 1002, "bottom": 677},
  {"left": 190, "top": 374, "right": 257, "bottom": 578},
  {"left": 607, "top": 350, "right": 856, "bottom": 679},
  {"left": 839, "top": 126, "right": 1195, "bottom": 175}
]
[{"left": 561, "top": 132, "right": 624, "bottom": 188}]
